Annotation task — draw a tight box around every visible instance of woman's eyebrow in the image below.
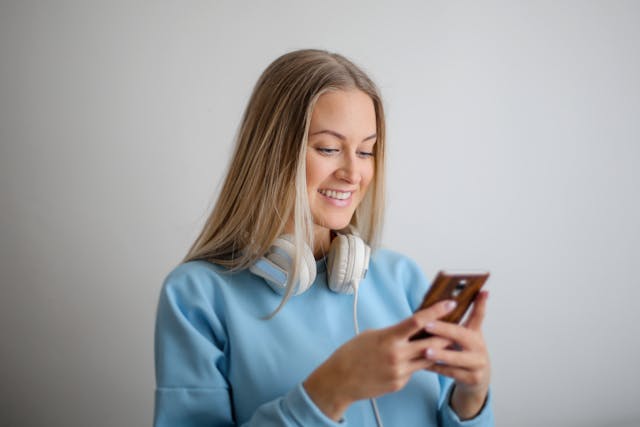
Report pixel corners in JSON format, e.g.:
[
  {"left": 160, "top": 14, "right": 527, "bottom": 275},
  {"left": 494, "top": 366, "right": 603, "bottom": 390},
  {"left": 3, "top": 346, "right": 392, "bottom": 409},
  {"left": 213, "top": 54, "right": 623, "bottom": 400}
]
[{"left": 310, "top": 129, "right": 377, "bottom": 142}]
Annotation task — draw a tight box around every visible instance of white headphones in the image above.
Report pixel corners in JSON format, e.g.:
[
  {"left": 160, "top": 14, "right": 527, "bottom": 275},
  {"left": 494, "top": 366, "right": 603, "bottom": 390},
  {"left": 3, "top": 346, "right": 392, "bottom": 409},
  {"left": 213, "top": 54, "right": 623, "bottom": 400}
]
[
  {"left": 249, "top": 232, "right": 371, "bottom": 296},
  {"left": 250, "top": 232, "right": 383, "bottom": 426}
]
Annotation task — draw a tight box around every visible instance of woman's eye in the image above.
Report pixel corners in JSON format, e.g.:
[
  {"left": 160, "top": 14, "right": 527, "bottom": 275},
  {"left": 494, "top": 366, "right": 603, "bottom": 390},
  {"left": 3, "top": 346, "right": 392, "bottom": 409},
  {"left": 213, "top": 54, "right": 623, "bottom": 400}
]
[
  {"left": 358, "top": 151, "right": 374, "bottom": 158},
  {"left": 316, "top": 148, "right": 339, "bottom": 155}
]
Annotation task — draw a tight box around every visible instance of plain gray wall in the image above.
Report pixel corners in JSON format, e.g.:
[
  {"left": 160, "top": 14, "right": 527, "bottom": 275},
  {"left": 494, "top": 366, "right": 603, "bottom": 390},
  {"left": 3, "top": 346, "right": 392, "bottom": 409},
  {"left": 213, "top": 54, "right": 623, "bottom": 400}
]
[{"left": 1, "top": 1, "right": 639, "bottom": 426}]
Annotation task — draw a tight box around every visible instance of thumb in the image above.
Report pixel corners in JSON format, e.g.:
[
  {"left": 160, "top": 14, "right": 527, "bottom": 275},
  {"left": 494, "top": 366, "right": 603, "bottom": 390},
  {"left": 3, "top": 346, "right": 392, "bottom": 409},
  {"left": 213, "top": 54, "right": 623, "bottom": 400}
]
[
  {"left": 464, "top": 290, "right": 489, "bottom": 331},
  {"left": 392, "top": 299, "right": 458, "bottom": 340}
]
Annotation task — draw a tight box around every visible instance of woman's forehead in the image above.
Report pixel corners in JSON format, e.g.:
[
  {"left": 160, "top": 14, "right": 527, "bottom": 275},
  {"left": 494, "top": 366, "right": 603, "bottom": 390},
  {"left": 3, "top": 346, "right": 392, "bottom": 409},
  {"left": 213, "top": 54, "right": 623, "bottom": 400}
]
[{"left": 309, "top": 90, "right": 376, "bottom": 137}]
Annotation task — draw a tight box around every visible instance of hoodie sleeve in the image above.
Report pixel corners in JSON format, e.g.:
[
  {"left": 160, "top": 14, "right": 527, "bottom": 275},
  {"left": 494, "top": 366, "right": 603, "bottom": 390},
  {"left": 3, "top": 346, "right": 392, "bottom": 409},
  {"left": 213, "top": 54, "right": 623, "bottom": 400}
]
[
  {"left": 437, "top": 375, "right": 494, "bottom": 427},
  {"left": 153, "top": 264, "right": 346, "bottom": 427}
]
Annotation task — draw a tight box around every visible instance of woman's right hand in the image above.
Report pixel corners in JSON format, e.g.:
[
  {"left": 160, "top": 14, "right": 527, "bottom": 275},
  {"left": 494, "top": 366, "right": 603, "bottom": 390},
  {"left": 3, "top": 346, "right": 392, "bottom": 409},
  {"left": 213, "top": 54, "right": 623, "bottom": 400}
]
[{"left": 303, "top": 299, "right": 458, "bottom": 421}]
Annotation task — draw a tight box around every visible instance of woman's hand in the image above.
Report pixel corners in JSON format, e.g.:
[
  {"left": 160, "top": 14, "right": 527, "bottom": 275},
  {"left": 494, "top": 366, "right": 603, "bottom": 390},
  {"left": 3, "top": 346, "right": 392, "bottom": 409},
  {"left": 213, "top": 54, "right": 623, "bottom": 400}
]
[
  {"left": 303, "top": 299, "right": 458, "bottom": 421},
  {"left": 423, "top": 290, "right": 491, "bottom": 420}
]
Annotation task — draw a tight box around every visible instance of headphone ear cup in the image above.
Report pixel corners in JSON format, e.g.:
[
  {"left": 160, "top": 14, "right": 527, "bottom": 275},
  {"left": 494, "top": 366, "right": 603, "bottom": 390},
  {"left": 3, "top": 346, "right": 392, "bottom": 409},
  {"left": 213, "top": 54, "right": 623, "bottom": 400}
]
[
  {"left": 250, "top": 235, "right": 317, "bottom": 295},
  {"left": 327, "top": 234, "right": 350, "bottom": 293},
  {"left": 348, "top": 234, "right": 369, "bottom": 288},
  {"left": 290, "top": 236, "right": 318, "bottom": 294},
  {"left": 249, "top": 257, "right": 289, "bottom": 295},
  {"left": 327, "top": 234, "right": 371, "bottom": 294}
]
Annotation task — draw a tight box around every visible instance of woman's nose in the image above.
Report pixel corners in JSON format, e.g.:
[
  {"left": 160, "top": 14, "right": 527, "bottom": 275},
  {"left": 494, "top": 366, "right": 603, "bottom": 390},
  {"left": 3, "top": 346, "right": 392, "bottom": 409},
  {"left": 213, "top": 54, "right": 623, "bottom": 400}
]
[{"left": 336, "top": 155, "right": 361, "bottom": 184}]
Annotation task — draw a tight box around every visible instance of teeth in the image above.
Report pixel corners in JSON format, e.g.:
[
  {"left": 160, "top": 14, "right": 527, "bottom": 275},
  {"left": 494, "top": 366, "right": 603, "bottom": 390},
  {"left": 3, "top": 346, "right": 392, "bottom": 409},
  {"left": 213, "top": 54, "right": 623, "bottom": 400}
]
[{"left": 319, "top": 189, "right": 352, "bottom": 200}]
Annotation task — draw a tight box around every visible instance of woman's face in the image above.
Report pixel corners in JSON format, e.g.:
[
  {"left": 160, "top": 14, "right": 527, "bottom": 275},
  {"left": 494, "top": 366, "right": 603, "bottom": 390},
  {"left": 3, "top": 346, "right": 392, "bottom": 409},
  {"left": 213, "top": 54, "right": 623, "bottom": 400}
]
[{"left": 305, "top": 89, "right": 376, "bottom": 232}]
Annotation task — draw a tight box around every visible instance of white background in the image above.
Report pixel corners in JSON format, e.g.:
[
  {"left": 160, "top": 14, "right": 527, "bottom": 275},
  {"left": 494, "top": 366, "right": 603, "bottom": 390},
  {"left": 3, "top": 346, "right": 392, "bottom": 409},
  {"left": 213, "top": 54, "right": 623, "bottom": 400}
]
[{"left": 1, "top": 1, "right": 639, "bottom": 426}]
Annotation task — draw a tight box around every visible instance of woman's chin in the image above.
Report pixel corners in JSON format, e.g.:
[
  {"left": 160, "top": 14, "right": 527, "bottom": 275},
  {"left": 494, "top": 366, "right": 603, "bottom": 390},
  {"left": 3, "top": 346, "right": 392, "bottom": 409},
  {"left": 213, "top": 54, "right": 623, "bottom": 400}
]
[{"left": 313, "top": 219, "right": 353, "bottom": 233}]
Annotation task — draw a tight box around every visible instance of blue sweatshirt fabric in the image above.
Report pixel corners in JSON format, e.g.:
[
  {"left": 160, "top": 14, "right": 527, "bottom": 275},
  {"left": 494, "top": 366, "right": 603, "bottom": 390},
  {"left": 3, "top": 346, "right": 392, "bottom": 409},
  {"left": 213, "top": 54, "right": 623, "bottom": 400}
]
[{"left": 154, "top": 249, "right": 494, "bottom": 426}]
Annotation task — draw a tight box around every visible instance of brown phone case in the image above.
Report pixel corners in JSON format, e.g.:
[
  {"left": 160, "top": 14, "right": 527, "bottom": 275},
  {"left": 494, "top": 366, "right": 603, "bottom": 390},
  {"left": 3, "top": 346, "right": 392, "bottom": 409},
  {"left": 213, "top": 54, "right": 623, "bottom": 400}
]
[{"left": 410, "top": 270, "right": 489, "bottom": 341}]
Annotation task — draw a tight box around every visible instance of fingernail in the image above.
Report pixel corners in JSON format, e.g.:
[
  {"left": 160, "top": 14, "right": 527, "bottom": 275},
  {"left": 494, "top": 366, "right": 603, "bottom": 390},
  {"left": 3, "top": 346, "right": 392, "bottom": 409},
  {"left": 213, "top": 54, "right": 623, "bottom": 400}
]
[
  {"left": 425, "top": 348, "right": 435, "bottom": 359},
  {"left": 446, "top": 300, "right": 457, "bottom": 311},
  {"left": 425, "top": 322, "right": 435, "bottom": 330}
]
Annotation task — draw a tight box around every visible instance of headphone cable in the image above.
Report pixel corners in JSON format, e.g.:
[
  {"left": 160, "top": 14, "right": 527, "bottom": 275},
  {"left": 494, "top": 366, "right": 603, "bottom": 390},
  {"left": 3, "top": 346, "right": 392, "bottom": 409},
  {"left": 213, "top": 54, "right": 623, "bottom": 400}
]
[{"left": 352, "top": 282, "right": 384, "bottom": 427}]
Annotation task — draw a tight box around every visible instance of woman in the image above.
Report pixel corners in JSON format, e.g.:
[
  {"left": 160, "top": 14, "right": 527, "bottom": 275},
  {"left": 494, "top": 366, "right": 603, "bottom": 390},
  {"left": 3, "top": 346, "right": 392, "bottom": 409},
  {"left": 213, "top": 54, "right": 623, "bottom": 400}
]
[{"left": 154, "top": 49, "right": 494, "bottom": 426}]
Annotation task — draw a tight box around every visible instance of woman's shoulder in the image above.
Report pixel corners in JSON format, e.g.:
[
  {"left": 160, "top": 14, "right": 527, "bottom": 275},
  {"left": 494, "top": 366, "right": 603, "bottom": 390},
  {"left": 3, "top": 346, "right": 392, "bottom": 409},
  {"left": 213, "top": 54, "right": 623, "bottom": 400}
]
[
  {"left": 370, "top": 247, "right": 423, "bottom": 272},
  {"left": 368, "top": 248, "right": 430, "bottom": 311},
  {"left": 160, "top": 260, "right": 234, "bottom": 302},
  {"left": 165, "top": 259, "right": 227, "bottom": 280}
]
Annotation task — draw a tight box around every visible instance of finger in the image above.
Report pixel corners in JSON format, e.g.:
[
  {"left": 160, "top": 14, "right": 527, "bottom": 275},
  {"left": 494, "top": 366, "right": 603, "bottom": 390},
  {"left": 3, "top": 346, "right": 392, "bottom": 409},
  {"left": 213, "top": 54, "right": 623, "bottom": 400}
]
[
  {"left": 426, "top": 363, "right": 475, "bottom": 384},
  {"left": 464, "top": 290, "right": 489, "bottom": 331},
  {"left": 391, "top": 300, "right": 457, "bottom": 340},
  {"left": 426, "top": 363, "right": 489, "bottom": 389},
  {"left": 424, "top": 347, "right": 486, "bottom": 370},
  {"left": 398, "top": 353, "right": 445, "bottom": 375},
  {"left": 405, "top": 336, "right": 452, "bottom": 359},
  {"left": 406, "top": 357, "right": 439, "bottom": 373},
  {"left": 424, "top": 321, "right": 480, "bottom": 351}
]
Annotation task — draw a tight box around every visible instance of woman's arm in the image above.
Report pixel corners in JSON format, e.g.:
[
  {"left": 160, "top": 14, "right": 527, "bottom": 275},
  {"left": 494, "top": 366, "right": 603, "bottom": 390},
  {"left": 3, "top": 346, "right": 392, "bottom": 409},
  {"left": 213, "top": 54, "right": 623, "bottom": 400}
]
[
  {"left": 154, "top": 268, "right": 345, "bottom": 427},
  {"left": 303, "top": 300, "right": 458, "bottom": 421},
  {"left": 154, "top": 271, "right": 235, "bottom": 426}
]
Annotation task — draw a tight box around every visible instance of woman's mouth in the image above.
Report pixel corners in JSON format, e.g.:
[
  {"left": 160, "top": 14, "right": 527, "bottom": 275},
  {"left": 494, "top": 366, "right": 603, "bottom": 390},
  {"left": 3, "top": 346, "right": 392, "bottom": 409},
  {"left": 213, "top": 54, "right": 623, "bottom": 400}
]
[
  {"left": 318, "top": 189, "right": 352, "bottom": 200},
  {"left": 318, "top": 189, "right": 353, "bottom": 207}
]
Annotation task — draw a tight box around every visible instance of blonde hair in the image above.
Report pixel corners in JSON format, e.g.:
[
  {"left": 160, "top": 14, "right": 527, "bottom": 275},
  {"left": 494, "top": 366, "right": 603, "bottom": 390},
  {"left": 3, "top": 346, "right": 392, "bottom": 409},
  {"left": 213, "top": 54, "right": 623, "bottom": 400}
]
[{"left": 184, "top": 49, "right": 386, "bottom": 313}]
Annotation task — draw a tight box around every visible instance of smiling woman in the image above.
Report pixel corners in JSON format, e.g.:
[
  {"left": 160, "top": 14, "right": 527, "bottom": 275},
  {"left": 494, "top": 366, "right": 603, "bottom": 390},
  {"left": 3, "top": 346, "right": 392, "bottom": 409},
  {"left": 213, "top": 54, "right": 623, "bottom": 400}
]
[
  {"left": 300, "top": 90, "right": 377, "bottom": 256},
  {"left": 154, "top": 49, "right": 494, "bottom": 427}
]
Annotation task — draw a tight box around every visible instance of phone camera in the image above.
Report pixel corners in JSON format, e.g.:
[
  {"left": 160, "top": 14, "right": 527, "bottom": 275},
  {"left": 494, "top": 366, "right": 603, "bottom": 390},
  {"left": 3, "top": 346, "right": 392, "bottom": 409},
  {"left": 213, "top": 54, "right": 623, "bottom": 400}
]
[{"left": 452, "top": 279, "right": 467, "bottom": 297}]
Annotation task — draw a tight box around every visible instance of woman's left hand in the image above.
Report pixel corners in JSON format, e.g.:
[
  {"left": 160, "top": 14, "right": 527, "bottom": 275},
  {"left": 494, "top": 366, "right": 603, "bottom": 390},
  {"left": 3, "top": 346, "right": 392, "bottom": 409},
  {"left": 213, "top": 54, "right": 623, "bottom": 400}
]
[{"left": 422, "top": 290, "right": 491, "bottom": 420}]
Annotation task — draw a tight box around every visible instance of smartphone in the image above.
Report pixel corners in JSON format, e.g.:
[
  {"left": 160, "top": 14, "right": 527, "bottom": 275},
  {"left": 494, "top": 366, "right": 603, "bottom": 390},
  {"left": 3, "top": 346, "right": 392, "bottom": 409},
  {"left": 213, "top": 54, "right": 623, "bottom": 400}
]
[{"left": 410, "top": 270, "right": 490, "bottom": 341}]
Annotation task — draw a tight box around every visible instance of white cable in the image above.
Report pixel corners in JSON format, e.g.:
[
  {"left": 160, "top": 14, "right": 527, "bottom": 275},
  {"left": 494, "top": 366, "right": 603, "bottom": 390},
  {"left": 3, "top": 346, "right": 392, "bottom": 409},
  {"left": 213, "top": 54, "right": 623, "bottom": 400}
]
[
  {"left": 352, "top": 282, "right": 360, "bottom": 335},
  {"left": 351, "top": 281, "right": 384, "bottom": 427},
  {"left": 370, "top": 396, "right": 384, "bottom": 427}
]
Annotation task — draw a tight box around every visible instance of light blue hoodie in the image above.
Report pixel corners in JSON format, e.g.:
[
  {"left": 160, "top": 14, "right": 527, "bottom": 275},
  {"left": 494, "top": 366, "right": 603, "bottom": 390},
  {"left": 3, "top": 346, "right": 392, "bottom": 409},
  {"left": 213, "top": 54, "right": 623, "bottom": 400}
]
[{"left": 154, "top": 249, "right": 494, "bottom": 426}]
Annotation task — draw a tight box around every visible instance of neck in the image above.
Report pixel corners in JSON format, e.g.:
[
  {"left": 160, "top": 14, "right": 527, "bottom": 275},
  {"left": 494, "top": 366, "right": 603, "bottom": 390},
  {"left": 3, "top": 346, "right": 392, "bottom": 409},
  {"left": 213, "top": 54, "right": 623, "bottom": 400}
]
[
  {"left": 283, "top": 220, "right": 333, "bottom": 260},
  {"left": 312, "top": 227, "right": 332, "bottom": 259}
]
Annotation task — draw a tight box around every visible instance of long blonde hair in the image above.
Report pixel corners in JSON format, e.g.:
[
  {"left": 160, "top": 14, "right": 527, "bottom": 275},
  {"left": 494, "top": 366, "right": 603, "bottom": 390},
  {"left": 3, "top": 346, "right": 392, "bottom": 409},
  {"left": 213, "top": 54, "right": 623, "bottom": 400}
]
[{"left": 184, "top": 49, "right": 386, "bottom": 312}]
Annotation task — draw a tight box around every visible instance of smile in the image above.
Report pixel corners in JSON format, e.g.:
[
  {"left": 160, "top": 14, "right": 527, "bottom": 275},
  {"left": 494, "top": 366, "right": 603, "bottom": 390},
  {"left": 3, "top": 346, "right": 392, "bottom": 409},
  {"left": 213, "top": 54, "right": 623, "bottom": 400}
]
[{"left": 318, "top": 189, "right": 352, "bottom": 200}]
